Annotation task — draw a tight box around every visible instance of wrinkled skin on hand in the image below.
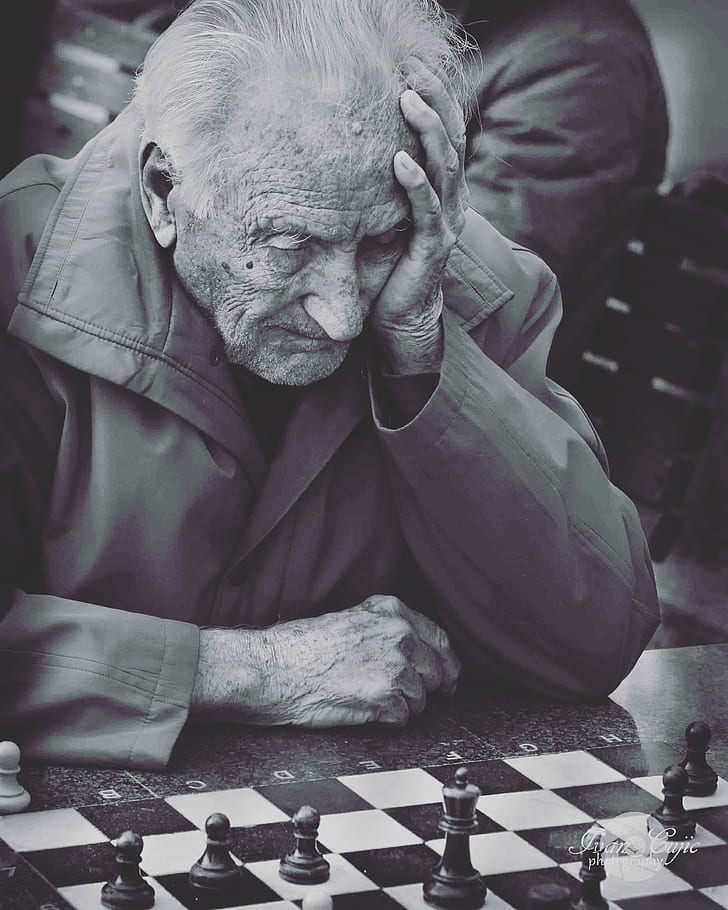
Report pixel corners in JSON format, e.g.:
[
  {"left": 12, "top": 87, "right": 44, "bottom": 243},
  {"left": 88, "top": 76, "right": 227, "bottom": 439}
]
[{"left": 212, "top": 595, "right": 461, "bottom": 727}]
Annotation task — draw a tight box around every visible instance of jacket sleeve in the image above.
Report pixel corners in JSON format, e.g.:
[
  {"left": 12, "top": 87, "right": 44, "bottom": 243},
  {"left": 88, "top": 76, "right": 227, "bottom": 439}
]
[
  {"left": 0, "top": 338, "right": 199, "bottom": 769},
  {"left": 464, "top": 35, "right": 657, "bottom": 298},
  {"left": 372, "top": 254, "right": 659, "bottom": 701}
]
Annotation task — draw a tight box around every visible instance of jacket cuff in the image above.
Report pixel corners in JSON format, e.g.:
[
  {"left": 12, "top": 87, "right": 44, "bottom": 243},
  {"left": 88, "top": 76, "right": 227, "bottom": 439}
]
[
  {"left": 371, "top": 307, "right": 474, "bottom": 451},
  {"left": 128, "top": 615, "right": 200, "bottom": 769}
]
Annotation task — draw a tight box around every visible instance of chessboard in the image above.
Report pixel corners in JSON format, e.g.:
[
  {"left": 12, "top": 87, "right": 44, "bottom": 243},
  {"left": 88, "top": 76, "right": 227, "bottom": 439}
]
[{"left": 2, "top": 740, "right": 728, "bottom": 910}]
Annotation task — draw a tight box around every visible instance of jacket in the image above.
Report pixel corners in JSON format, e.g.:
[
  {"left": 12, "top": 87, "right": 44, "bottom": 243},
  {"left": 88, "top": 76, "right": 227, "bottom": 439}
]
[
  {"left": 0, "top": 106, "right": 659, "bottom": 768},
  {"left": 462, "top": 0, "right": 669, "bottom": 387}
]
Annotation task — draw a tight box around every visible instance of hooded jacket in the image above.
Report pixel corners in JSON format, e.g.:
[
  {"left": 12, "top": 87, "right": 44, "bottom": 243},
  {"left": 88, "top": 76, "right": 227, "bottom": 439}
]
[{"left": 0, "top": 106, "right": 659, "bottom": 769}]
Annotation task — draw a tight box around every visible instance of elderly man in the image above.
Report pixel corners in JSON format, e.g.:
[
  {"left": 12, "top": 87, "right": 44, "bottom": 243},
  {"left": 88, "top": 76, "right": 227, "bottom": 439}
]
[{"left": 0, "top": 0, "right": 658, "bottom": 769}]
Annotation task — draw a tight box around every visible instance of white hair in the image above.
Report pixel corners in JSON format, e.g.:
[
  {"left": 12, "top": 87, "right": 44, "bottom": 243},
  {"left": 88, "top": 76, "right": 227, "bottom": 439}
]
[{"left": 133, "top": 0, "right": 470, "bottom": 216}]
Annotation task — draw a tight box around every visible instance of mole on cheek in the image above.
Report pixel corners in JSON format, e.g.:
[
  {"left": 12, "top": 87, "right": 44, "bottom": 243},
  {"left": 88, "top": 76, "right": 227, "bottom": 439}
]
[{"left": 245, "top": 261, "right": 254, "bottom": 269}]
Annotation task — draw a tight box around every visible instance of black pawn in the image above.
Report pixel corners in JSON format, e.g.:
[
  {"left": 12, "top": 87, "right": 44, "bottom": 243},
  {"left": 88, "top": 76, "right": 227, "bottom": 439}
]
[
  {"left": 189, "top": 813, "right": 241, "bottom": 893},
  {"left": 527, "top": 883, "right": 572, "bottom": 908},
  {"left": 681, "top": 721, "right": 719, "bottom": 797},
  {"left": 571, "top": 824, "right": 608, "bottom": 909},
  {"left": 279, "top": 805, "right": 330, "bottom": 884},
  {"left": 650, "top": 764, "right": 696, "bottom": 841},
  {"left": 101, "top": 831, "right": 154, "bottom": 909},
  {"left": 423, "top": 767, "right": 487, "bottom": 909}
]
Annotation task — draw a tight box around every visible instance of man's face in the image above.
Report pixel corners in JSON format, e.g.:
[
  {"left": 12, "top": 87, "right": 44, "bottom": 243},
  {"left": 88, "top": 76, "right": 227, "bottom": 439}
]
[{"left": 168, "top": 101, "right": 415, "bottom": 385}]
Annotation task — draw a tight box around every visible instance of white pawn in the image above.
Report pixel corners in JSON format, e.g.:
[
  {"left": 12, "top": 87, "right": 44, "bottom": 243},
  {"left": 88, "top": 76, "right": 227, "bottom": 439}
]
[
  {"left": 301, "top": 891, "right": 333, "bottom": 910},
  {"left": 0, "top": 741, "right": 31, "bottom": 814}
]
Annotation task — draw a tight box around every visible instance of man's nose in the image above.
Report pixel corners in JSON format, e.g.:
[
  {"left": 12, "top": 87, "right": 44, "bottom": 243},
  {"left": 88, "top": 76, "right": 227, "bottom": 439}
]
[{"left": 302, "top": 253, "right": 366, "bottom": 342}]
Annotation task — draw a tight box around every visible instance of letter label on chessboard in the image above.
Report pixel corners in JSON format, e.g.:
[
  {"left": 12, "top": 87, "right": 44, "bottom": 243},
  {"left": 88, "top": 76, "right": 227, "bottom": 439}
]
[
  {"left": 519, "top": 743, "right": 539, "bottom": 753},
  {"left": 598, "top": 734, "right": 623, "bottom": 744},
  {"left": 99, "top": 789, "right": 122, "bottom": 800},
  {"left": 274, "top": 770, "right": 296, "bottom": 781},
  {"left": 445, "top": 751, "right": 465, "bottom": 762},
  {"left": 359, "top": 760, "right": 382, "bottom": 771}
]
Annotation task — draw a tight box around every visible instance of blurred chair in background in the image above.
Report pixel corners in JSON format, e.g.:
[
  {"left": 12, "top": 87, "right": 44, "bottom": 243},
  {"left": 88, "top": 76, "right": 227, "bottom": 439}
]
[{"left": 443, "top": 0, "right": 669, "bottom": 392}]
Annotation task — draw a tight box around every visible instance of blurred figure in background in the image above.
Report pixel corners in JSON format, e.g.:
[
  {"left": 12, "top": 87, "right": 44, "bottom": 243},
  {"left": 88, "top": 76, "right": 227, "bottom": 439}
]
[{"left": 443, "top": 0, "right": 669, "bottom": 391}]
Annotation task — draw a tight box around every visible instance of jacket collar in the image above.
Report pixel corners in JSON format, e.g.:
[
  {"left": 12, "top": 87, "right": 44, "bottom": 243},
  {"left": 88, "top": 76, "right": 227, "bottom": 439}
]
[{"left": 10, "top": 107, "right": 512, "bottom": 466}]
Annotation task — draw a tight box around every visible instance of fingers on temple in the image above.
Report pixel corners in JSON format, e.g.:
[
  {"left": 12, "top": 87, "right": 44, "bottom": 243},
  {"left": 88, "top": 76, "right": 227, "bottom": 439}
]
[
  {"left": 400, "top": 94, "right": 458, "bottom": 208},
  {"left": 405, "top": 56, "right": 467, "bottom": 160}
]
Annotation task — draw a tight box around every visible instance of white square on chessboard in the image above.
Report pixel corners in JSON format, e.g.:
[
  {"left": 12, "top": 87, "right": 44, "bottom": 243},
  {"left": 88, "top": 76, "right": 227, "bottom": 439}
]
[
  {"left": 702, "top": 885, "right": 728, "bottom": 909},
  {"left": 247, "top": 853, "right": 375, "bottom": 899},
  {"left": 631, "top": 774, "right": 728, "bottom": 809},
  {"left": 478, "top": 788, "right": 592, "bottom": 830},
  {"left": 385, "top": 881, "right": 517, "bottom": 909},
  {"left": 337, "top": 768, "right": 444, "bottom": 808},
  {"left": 562, "top": 856, "right": 692, "bottom": 901},
  {"left": 139, "top": 829, "right": 241, "bottom": 876},
  {"left": 166, "top": 787, "right": 288, "bottom": 828},
  {"left": 0, "top": 808, "right": 107, "bottom": 851},
  {"left": 428, "top": 831, "right": 556, "bottom": 876},
  {"left": 58, "top": 878, "right": 187, "bottom": 910},
  {"left": 505, "top": 750, "right": 626, "bottom": 789},
  {"left": 317, "top": 808, "right": 421, "bottom": 853}
]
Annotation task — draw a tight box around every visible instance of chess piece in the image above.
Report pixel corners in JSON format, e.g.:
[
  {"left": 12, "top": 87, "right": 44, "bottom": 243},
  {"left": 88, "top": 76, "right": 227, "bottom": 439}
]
[
  {"left": 680, "top": 721, "right": 719, "bottom": 797},
  {"left": 189, "top": 812, "right": 241, "bottom": 893},
  {"left": 650, "top": 764, "right": 696, "bottom": 841},
  {"left": 571, "top": 823, "right": 607, "bottom": 909},
  {"left": 423, "top": 767, "right": 487, "bottom": 909},
  {"left": 527, "top": 883, "right": 572, "bottom": 908},
  {"left": 0, "top": 741, "right": 31, "bottom": 814},
  {"left": 301, "top": 891, "right": 334, "bottom": 910},
  {"left": 279, "top": 805, "right": 330, "bottom": 884},
  {"left": 101, "top": 831, "right": 154, "bottom": 909}
]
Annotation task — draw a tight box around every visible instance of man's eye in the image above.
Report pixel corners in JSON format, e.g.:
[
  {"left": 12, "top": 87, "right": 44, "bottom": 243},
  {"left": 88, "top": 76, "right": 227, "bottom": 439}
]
[
  {"left": 267, "top": 232, "right": 312, "bottom": 251},
  {"left": 361, "top": 223, "right": 411, "bottom": 259}
]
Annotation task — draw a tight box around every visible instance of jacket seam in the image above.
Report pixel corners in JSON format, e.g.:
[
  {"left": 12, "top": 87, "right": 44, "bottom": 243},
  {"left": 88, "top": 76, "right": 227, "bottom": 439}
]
[
  {"left": 0, "top": 181, "right": 63, "bottom": 203},
  {"left": 17, "top": 300, "right": 245, "bottom": 418},
  {"left": 129, "top": 623, "right": 170, "bottom": 765},
  {"left": 0, "top": 650, "right": 188, "bottom": 705}
]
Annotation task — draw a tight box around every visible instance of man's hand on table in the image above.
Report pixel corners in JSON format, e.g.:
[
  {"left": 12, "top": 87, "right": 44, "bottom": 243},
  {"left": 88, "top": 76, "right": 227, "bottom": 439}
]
[
  {"left": 190, "top": 595, "right": 460, "bottom": 727},
  {"left": 371, "top": 59, "right": 469, "bottom": 375}
]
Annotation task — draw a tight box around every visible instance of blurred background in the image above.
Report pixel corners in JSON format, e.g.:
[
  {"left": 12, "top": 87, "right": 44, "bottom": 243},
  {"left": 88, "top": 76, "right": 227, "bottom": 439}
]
[{"left": 2, "top": 0, "right": 727, "bottom": 650}]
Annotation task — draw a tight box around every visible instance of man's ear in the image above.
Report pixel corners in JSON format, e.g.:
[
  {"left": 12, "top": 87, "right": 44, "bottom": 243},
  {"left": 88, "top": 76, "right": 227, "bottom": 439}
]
[{"left": 139, "top": 143, "right": 178, "bottom": 249}]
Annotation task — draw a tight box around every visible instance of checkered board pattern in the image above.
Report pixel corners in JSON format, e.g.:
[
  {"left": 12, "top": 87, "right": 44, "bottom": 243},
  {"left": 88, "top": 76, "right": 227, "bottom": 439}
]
[{"left": 3, "top": 743, "right": 728, "bottom": 910}]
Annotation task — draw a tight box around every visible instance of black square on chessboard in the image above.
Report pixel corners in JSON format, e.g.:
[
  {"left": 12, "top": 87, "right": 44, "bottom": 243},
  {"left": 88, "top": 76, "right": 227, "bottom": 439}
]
[
  {"left": 517, "top": 822, "right": 604, "bottom": 864},
  {"left": 78, "top": 797, "right": 197, "bottom": 837},
  {"left": 2, "top": 855, "right": 77, "bottom": 910},
  {"left": 294, "top": 892, "right": 406, "bottom": 909},
  {"left": 553, "top": 780, "right": 662, "bottom": 818},
  {"left": 385, "top": 801, "right": 502, "bottom": 840},
  {"left": 662, "top": 843, "right": 728, "bottom": 890},
  {"left": 255, "top": 779, "right": 372, "bottom": 815},
  {"left": 343, "top": 843, "right": 440, "bottom": 888},
  {"left": 588, "top": 742, "right": 680, "bottom": 778},
  {"left": 424, "top": 759, "right": 540, "bottom": 794},
  {"left": 156, "top": 867, "right": 280, "bottom": 908},
  {"left": 617, "top": 891, "right": 728, "bottom": 909},
  {"left": 484, "top": 865, "right": 580, "bottom": 909},
  {"left": 693, "top": 805, "right": 728, "bottom": 840},
  {"left": 228, "top": 819, "right": 297, "bottom": 863},
  {"left": 22, "top": 842, "right": 119, "bottom": 888}
]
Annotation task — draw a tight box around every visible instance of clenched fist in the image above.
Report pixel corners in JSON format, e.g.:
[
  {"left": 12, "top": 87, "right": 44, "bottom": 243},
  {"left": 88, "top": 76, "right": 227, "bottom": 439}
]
[{"left": 191, "top": 595, "right": 460, "bottom": 727}]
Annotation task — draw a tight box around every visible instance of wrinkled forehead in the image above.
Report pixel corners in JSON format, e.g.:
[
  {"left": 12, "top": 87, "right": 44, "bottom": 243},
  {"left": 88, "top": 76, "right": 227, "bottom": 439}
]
[{"left": 223, "top": 89, "right": 420, "bottom": 213}]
